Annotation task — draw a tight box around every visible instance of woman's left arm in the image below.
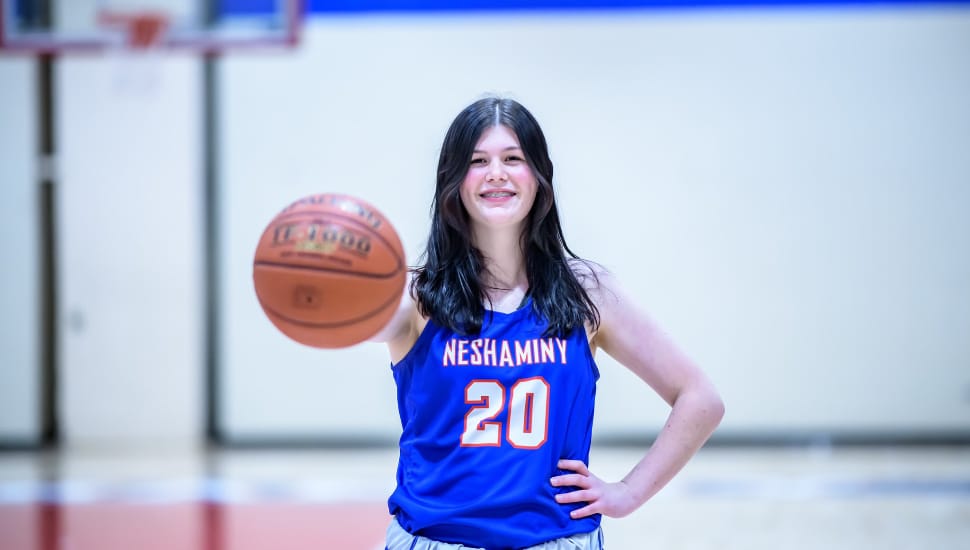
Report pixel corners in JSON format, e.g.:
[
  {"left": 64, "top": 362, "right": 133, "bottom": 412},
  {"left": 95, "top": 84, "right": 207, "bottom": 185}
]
[{"left": 551, "top": 268, "right": 725, "bottom": 518}]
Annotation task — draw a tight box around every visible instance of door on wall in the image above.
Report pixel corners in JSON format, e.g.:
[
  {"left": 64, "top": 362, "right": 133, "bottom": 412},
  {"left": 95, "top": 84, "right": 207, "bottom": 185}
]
[{"left": 0, "top": 59, "right": 42, "bottom": 446}]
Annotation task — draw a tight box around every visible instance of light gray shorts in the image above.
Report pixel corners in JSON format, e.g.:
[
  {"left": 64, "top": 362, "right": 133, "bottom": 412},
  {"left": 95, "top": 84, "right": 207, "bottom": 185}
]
[{"left": 385, "top": 517, "right": 606, "bottom": 550}]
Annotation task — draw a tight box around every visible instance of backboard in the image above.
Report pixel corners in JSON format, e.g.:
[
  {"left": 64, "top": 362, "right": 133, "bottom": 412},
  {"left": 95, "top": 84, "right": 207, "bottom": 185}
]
[{"left": 0, "top": 0, "right": 303, "bottom": 54}]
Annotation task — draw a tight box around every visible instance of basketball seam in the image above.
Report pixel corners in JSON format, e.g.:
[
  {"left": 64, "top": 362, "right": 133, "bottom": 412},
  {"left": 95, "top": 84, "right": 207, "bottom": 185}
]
[
  {"left": 257, "top": 287, "right": 402, "bottom": 329},
  {"left": 253, "top": 261, "right": 401, "bottom": 280}
]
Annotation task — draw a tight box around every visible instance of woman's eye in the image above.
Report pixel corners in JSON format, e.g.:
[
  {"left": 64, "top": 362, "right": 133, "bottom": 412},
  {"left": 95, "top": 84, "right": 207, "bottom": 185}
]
[
  {"left": 505, "top": 156, "right": 523, "bottom": 163},
  {"left": 470, "top": 158, "right": 487, "bottom": 165}
]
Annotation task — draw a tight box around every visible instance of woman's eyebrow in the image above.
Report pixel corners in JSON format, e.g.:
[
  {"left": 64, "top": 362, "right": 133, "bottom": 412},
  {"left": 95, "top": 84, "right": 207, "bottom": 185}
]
[{"left": 472, "top": 146, "right": 523, "bottom": 154}]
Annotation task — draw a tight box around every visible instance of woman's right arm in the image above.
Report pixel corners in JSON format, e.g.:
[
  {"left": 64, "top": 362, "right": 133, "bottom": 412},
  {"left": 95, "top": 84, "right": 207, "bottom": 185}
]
[{"left": 368, "top": 276, "right": 424, "bottom": 363}]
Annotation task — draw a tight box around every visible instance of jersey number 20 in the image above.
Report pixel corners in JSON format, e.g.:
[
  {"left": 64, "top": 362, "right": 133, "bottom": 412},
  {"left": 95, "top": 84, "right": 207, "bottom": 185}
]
[{"left": 460, "top": 377, "right": 550, "bottom": 450}]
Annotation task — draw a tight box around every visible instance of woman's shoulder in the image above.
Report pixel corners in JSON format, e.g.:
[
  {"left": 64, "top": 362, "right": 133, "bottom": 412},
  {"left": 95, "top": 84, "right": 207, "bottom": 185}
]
[
  {"left": 567, "top": 257, "right": 616, "bottom": 300},
  {"left": 566, "top": 259, "right": 649, "bottom": 354}
]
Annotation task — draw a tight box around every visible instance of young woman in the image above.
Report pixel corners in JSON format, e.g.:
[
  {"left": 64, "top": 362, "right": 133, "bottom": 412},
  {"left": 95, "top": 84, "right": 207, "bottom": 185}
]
[{"left": 372, "top": 96, "right": 724, "bottom": 550}]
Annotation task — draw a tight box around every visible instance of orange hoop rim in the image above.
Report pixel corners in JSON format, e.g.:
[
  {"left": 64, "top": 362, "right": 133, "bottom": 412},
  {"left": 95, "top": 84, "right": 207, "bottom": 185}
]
[{"left": 96, "top": 9, "right": 172, "bottom": 49}]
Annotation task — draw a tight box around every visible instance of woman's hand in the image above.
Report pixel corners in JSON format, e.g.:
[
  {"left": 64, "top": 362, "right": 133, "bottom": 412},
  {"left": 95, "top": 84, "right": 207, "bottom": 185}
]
[{"left": 550, "top": 459, "right": 641, "bottom": 519}]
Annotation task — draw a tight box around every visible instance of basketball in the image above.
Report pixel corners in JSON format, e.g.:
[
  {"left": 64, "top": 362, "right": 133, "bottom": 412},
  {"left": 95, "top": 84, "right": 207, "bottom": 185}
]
[{"left": 252, "top": 193, "right": 407, "bottom": 349}]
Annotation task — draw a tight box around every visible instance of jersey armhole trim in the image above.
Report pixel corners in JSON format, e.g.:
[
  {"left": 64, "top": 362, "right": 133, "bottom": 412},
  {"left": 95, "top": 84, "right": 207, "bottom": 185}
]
[{"left": 390, "top": 318, "right": 436, "bottom": 371}]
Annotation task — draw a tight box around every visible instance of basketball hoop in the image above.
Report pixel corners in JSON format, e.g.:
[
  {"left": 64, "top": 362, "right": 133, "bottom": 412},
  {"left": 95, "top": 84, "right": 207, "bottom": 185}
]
[
  {"left": 96, "top": 9, "right": 173, "bottom": 94},
  {"left": 97, "top": 10, "right": 171, "bottom": 50},
  {"left": 0, "top": 0, "right": 303, "bottom": 54}
]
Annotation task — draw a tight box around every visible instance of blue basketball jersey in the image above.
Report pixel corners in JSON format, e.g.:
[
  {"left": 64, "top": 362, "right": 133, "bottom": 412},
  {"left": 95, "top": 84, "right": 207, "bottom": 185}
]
[{"left": 388, "top": 298, "right": 601, "bottom": 549}]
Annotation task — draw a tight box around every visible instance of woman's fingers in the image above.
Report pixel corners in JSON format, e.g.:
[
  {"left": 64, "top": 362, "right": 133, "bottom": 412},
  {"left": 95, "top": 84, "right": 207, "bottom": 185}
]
[
  {"left": 569, "top": 503, "right": 599, "bottom": 519},
  {"left": 549, "top": 473, "right": 590, "bottom": 488},
  {"left": 554, "top": 489, "right": 595, "bottom": 504},
  {"left": 557, "top": 459, "right": 590, "bottom": 476},
  {"left": 551, "top": 459, "right": 612, "bottom": 518}
]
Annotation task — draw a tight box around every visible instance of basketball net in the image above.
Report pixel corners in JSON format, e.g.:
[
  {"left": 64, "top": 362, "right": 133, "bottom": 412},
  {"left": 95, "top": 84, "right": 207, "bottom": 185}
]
[{"left": 96, "top": 10, "right": 172, "bottom": 95}]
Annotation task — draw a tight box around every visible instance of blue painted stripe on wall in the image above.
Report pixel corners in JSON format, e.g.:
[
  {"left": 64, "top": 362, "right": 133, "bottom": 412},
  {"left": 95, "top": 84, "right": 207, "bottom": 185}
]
[
  {"left": 307, "top": 0, "right": 969, "bottom": 11},
  {"left": 216, "top": 0, "right": 278, "bottom": 15},
  {"left": 218, "top": 0, "right": 970, "bottom": 16}
]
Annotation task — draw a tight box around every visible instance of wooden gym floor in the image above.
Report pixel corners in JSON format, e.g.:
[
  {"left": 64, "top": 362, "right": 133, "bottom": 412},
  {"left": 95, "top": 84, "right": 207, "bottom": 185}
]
[{"left": 1, "top": 444, "right": 968, "bottom": 549}]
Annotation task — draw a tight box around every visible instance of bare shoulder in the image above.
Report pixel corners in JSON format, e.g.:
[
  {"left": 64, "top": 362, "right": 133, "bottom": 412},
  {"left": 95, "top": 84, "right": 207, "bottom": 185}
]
[
  {"left": 568, "top": 258, "right": 621, "bottom": 348},
  {"left": 572, "top": 260, "right": 712, "bottom": 407},
  {"left": 568, "top": 259, "right": 667, "bottom": 361},
  {"left": 568, "top": 257, "right": 620, "bottom": 309}
]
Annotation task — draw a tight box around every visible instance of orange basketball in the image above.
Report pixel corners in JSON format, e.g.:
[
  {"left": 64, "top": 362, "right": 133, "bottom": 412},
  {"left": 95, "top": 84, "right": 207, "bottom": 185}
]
[{"left": 252, "top": 193, "right": 407, "bottom": 349}]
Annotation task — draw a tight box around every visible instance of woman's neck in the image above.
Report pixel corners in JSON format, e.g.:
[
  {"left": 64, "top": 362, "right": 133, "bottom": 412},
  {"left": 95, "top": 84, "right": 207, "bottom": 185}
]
[{"left": 472, "top": 226, "right": 529, "bottom": 311}]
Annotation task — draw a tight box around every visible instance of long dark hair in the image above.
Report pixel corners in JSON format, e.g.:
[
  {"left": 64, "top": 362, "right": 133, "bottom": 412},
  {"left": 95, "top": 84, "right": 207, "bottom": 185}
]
[{"left": 412, "top": 96, "right": 599, "bottom": 337}]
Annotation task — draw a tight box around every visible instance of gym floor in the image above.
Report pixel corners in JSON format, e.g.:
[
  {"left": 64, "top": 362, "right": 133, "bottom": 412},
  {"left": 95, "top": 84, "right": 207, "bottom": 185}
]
[{"left": 1, "top": 443, "right": 968, "bottom": 549}]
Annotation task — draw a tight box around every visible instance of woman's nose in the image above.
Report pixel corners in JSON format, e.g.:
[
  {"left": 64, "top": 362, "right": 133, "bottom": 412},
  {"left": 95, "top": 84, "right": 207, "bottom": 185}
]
[{"left": 486, "top": 160, "right": 507, "bottom": 182}]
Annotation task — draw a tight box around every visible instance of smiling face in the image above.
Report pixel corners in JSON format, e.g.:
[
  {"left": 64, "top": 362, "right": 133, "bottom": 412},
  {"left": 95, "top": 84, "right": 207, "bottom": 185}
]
[{"left": 459, "top": 124, "right": 539, "bottom": 235}]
